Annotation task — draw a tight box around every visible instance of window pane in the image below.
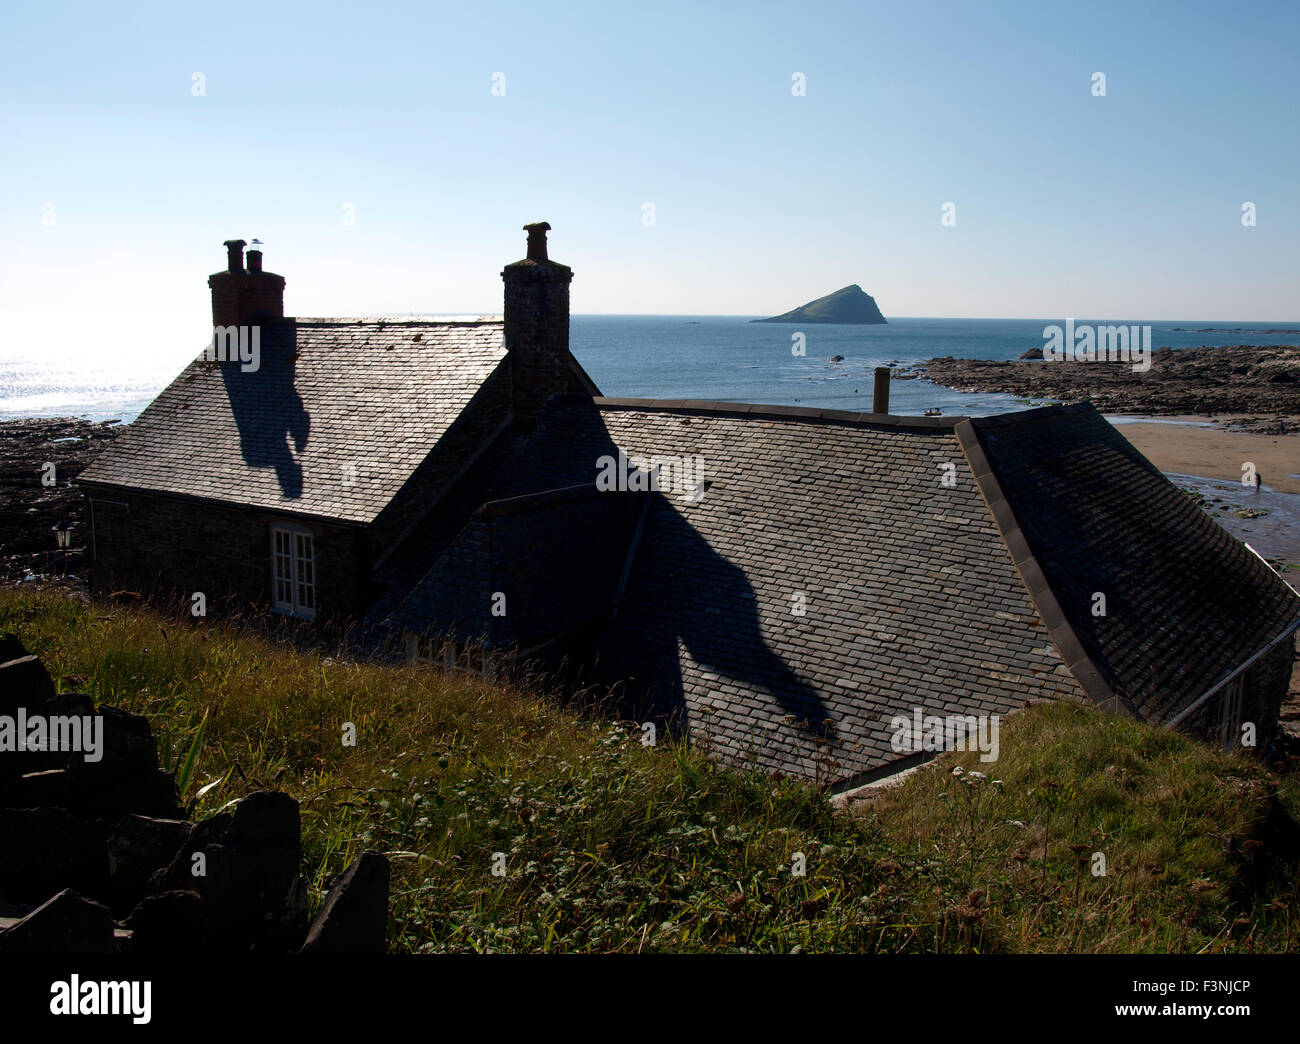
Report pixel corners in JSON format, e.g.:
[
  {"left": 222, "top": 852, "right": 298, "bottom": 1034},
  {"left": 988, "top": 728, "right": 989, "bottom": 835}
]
[
  {"left": 272, "top": 528, "right": 294, "bottom": 608},
  {"left": 295, "top": 533, "right": 315, "bottom": 612}
]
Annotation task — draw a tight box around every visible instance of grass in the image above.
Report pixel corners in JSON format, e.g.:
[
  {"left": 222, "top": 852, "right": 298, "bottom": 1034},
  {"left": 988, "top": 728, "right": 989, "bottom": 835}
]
[
  {"left": 872, "top": 704, "right": 1300, "bottom": 953},
  {"left": 3, "top": 586, "right": 1299, "bottom": 953}
]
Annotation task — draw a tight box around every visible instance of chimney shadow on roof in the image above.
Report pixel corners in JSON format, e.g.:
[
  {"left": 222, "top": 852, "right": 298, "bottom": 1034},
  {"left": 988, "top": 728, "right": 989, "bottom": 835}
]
[
  {"left": 220, "top": 321, "right": 310, "bottom": 499},
  {"left": 605, "top": 493, "right": 831, "bottom": 740},
  {"left": 498, "top": 399, "right": 832, "bottom": 737},
  {"left": 366, "top": 392, "right": 832, "bottom": 748}
]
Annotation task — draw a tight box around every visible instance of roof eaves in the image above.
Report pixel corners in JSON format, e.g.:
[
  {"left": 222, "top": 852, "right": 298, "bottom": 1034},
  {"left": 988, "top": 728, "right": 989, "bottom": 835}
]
[{"left": 76, "top": 478, "right": 372, "bottom": 528}]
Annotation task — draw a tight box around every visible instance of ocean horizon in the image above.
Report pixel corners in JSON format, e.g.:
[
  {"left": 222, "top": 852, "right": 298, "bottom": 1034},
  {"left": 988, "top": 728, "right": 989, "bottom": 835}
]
[{"left": 3, "top": 315, "right": 1299, "bottom": 425}]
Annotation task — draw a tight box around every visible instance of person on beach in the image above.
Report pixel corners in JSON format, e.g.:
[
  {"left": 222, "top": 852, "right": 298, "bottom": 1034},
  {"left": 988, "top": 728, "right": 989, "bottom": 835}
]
[{"left": 1255, "top": 472, "right": 1262, "bottom": 493}]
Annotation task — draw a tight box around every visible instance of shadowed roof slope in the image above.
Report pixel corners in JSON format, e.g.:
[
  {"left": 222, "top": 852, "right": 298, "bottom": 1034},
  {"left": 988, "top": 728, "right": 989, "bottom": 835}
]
[
  {"left": 79, "top": 318, "right": 506, "bottom": 524},
  {"left": 360, "top": 395, "right": 1295, "bottom": 785},
  {"left": 379, "top": 484, "right": 645, "bottom": 652},
  {"left": 419, "top": 396, "right": 1086, "bottom": 784},
  {"left": 968, "top": 403, "right": 1300, "bottom": 720},
  {"left": 589, "top": 402, "right": 1088, "bottom": 782}
]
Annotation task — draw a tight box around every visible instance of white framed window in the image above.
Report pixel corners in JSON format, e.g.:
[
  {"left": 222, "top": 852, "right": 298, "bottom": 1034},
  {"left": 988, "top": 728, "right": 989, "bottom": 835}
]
[{"left": 270, "top": 525, "right": 316, "bottom": 619}]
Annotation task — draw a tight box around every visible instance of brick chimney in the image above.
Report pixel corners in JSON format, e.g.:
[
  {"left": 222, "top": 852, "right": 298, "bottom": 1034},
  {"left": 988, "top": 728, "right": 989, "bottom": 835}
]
[
  {"left": 502, "top": 222, "right": 574, "bottom": 426},
  {"left": 208, "top": 238, "right": 285, "bottom": 328}
]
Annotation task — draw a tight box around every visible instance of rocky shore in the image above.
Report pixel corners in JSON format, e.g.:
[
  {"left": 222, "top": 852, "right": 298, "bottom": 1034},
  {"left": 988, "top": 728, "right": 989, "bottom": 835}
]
[
  {"left": 915, "top": 344, "right": 1300, "bottom": 417},
  {"left": 0, "top": 418, "right": 122, "bottom": 584}
]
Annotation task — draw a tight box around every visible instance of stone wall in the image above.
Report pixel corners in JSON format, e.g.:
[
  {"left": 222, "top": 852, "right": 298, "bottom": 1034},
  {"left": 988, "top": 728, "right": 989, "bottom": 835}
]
[
  {"left": 83, "top": 487, "right": 366, "bottom": 624},
  {"left": 0, "top": 633, "right": 388, "bottom": 955},
  {"left": 1245, "top": 635, "right": 1295, "bottom": 744}
]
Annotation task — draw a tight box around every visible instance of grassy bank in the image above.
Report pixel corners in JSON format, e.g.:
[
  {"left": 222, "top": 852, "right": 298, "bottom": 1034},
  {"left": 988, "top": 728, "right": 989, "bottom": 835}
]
[{"left": 3, "top": 587, "right": 1299, "bottom": 953}]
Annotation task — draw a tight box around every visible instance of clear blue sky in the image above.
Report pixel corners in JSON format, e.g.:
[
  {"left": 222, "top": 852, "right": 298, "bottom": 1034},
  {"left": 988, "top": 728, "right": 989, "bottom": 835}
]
[{"left": 2, "top": 0, "right": 1297, "bottom": 334}]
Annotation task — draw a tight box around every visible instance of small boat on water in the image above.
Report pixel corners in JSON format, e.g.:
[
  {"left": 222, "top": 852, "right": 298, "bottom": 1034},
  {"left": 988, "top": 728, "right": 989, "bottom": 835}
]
[{"left": 924, "top": 407, "right": 943, "bottom": 416}]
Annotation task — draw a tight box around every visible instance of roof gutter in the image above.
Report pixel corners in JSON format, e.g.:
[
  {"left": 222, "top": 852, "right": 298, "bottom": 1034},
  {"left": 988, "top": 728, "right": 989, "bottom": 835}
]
[
  {"left": 75, "top": 479, "right": 369, "bottom": 529},
  {"left": 1166, "top": 615, "right": 1300, "bottom": 729}
]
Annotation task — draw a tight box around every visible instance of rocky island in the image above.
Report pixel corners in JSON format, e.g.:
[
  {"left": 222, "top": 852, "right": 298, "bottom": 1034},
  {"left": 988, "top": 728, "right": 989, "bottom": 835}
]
[{"left": 753, "top": 285, "right": 887, "bottom": 324}]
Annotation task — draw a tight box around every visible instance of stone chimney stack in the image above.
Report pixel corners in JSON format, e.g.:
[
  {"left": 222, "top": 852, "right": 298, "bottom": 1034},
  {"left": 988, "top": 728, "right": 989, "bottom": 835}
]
[
  {"left": 502, "top": 222, "right": 574, "bottom": 426},
  {"left": 209, "top": 238, "right": 285, "bottom": 329}
]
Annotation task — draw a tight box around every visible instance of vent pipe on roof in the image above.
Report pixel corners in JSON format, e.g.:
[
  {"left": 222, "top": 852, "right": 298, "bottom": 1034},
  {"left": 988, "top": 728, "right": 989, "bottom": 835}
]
[{"left": 873, "top": 366, "right": 891, "bottom": 414}]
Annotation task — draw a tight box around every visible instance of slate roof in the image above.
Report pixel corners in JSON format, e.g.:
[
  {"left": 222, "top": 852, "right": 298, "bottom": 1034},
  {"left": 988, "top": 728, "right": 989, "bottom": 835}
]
[
  {"left": 966, "top": 403, "right": 1300, "bottom": 721},
  {"left": 373, "top": 396, "right": 1088, "bottom": 784},
  {"left": 372, "top": 396, "right": 1299, "bottom": 784},
  {"left": 588, "top": 400, "right": 1090, "bottom": 783},
  {"left": 78, "top": 318, "right": 507, "bottom": 524}
]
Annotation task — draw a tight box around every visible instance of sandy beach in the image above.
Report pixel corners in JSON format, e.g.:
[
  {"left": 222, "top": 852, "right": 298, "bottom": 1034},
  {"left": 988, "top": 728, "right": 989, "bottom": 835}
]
[{"left": 1111, "top": 415, "right": 1300, "bottom": 495}]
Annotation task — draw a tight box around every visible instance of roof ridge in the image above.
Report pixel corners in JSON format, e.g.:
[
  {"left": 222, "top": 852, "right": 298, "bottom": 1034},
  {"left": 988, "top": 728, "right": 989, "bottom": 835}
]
[
  {"left": 478, "top": 482, "right": 640, "bottom": 518},
  {"left": 591, "top": 396, "right": 965, "bottom": 431},
  {"left": 968, "top": 402, "right": 1094, "bottom": 429},
  {"left": 293, "top": 315, "right": 503, "bottom": 326}
]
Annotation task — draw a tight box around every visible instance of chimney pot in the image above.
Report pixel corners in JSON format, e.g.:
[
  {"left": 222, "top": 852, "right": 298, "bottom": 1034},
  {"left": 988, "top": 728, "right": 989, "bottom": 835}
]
[
  {"left": 523, "top": 221, "right": 551, "bottom": 262},
  {"left": 247, "top": 249, "right": 263, "bottom": 273},
  {"left": 872, "top": 366, "right": 891, "bottom": 414},
  {"left": 223, "top": 239, "right": 247, "bottom": 273}
]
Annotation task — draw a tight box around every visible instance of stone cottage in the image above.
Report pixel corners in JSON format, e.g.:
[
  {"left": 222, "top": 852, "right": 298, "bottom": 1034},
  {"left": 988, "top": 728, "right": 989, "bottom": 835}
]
[{"left": 78, "top": 224, "right": 1300, "bottom": 788}]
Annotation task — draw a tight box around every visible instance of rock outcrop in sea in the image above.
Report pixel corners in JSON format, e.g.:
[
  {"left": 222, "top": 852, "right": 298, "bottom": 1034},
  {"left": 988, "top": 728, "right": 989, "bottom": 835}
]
[
  {"left": 918, "top": 345, "right": 1300, "bottom": 415},
  {"left": 752, "top": 285, "right": 887, "bottom": 325}
]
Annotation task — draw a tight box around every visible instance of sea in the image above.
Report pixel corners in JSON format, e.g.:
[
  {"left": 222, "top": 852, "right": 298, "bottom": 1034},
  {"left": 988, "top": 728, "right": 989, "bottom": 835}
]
[{"left": 3, "top": 316, "right": 1300, "bottom": 425}]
